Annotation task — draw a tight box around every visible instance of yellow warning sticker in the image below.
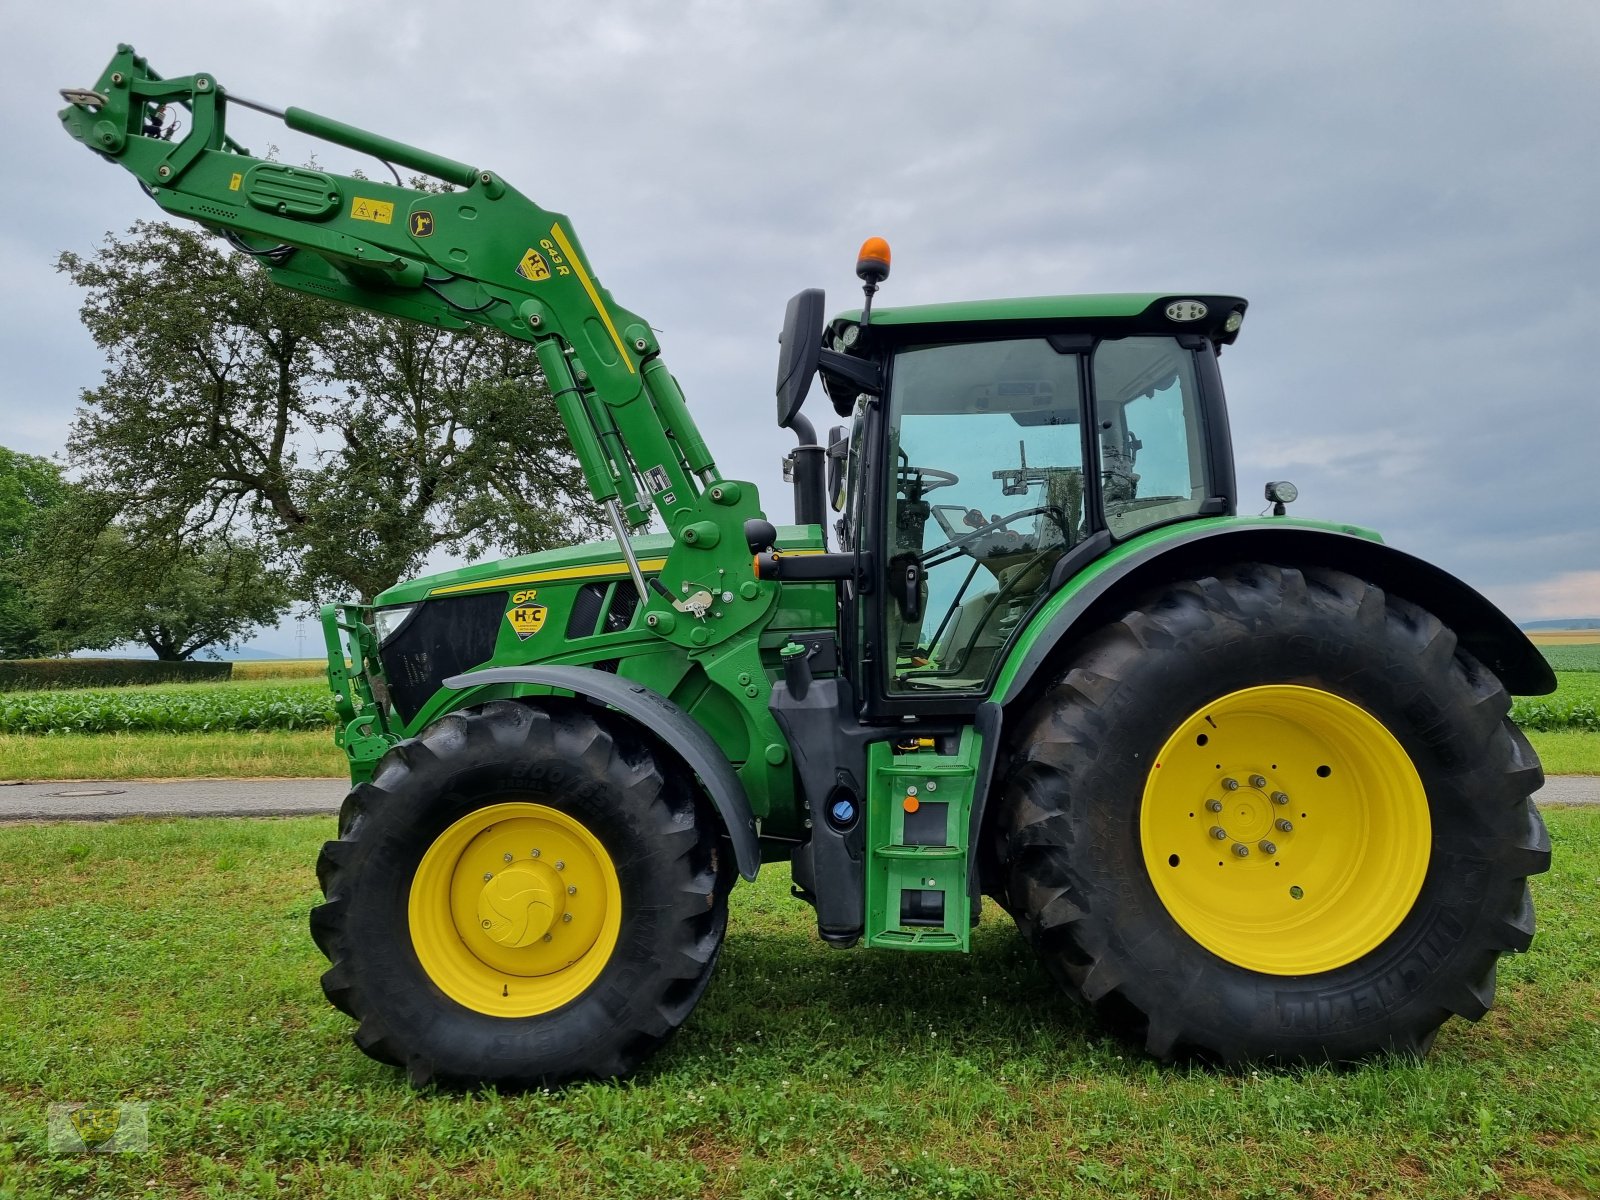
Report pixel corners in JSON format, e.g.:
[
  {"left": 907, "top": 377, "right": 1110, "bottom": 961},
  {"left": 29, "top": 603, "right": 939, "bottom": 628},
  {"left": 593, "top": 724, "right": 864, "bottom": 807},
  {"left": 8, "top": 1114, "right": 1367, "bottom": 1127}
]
[
  {"left": 516, "top": 249, "right": 552, "bottom": 282},
  {"left": 506, "top": 602, "right": 548, "bottom": 641},
  {"left": 229, "top": 172, "right": 243, "bottom": 191},
  {"left": 350, "top": 196, "right": 395, "bottom": 225},
  {"left": 409, "top": 210, "right": 434, "bottom": 237}
]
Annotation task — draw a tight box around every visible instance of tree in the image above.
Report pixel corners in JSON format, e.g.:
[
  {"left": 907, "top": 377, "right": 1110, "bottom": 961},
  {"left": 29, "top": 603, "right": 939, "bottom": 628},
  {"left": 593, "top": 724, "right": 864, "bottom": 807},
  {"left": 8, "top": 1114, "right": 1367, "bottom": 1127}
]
[
  {"left": 26, "top": 497, "right": 292, "bottom": 660},
  {"left": 0, "top": 447, "right": 69, "bottom": 657},
  {"left": 58, "top": 221, "right": 598, "bottom": 602}
]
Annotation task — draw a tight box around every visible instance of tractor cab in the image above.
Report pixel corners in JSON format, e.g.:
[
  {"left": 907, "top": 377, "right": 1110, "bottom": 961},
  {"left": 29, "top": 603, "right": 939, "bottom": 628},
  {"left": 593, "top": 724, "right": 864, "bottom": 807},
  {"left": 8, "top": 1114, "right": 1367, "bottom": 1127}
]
[{"left": 775, "top": 255, "right": 1247, "bottom": 718}]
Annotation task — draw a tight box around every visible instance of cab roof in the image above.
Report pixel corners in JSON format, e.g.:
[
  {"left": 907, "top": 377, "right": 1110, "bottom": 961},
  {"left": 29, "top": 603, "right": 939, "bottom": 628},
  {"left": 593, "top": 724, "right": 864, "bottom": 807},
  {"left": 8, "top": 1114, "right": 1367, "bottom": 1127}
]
[{"left": 831, "top": 292, "right": 1248, "bottom": 345}]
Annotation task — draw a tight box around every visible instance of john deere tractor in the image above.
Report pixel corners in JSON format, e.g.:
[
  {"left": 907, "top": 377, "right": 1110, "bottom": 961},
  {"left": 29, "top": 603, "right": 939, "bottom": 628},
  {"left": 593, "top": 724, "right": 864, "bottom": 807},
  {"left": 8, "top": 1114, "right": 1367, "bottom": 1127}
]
[{"left": 61, "top": 47, "right": 1553, "bottom": 1088}]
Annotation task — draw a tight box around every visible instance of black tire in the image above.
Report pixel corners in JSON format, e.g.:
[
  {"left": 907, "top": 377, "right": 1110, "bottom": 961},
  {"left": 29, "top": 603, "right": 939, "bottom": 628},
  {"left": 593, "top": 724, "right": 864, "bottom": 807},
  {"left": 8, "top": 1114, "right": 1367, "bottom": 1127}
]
[
  {"left": 992, "top": 563, "right": 1550, "bottom": 1064},
  {"left": 310, "top": 699, "right": 728, "bottom": 1088}
]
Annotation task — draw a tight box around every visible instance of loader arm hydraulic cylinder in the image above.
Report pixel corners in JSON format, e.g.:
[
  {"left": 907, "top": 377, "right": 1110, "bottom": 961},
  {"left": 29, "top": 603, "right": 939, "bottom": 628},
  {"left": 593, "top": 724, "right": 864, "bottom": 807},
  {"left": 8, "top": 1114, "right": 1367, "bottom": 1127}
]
[{"left": 59, "top": 45, "right": 779, "bottom": 649}]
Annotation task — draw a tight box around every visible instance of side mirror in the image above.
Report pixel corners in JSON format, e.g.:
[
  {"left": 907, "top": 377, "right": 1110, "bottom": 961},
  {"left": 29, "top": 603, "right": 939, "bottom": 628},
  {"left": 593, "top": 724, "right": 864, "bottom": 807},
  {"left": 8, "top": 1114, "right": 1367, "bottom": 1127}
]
[
  {"left": 775, "top": 288, "right": 825, "bottom": 429},
  {"left": 826, "top": 424, "right": 848, "bottom": 512}
]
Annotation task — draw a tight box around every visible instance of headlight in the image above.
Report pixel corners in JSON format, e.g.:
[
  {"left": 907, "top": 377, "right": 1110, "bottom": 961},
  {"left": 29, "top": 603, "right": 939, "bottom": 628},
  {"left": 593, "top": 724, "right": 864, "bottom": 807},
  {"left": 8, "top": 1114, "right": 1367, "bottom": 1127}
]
[{"left": 373, "top": 604, "right": 418, "bottom": 645}]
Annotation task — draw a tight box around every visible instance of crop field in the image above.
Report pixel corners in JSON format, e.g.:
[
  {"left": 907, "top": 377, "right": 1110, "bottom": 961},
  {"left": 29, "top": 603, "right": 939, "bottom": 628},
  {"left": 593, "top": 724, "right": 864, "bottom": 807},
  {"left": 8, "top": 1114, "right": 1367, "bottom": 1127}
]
[
  {"left": 0, "top": 668, "right": 1594, "bottom": 736},
  {"left": 0, "top": 812, "right": 1595, "bottom": 1199},
  {"left": 230, "top": 659, "right": 327, "bottom": 681},
  {"left": 1511, "top": 671, "right": 1600, "bottom": 733},
  {"left": 1527, "top": 630, "right": 1600, "bottom": 645},
  {"left": 0, "top": 680, "right": 334, "bottom": 735},
  {"left": 1539, "top": 642, "right": 1600, "bottom": 673}
]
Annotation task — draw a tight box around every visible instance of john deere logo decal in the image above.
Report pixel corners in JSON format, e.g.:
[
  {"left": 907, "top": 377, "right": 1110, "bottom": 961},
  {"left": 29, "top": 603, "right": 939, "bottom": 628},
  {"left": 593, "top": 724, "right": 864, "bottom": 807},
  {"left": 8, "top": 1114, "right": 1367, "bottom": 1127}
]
[
  {"left": 506, "top": 595, "right": 548, "bottom": 640},
  {"left": 410, "top": 210, "right": 434, "bottom": 237}
]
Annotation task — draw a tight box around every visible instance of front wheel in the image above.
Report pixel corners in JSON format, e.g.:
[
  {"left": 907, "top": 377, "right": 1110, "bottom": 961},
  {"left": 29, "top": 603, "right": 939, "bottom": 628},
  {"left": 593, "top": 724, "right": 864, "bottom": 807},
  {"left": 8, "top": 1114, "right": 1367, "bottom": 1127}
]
[
  {"left": 994, "top": 563, "right": 1550, "bottom": 1064},
  {"left": 310, "top": 700, "right": 728, "bottom": 1088}
]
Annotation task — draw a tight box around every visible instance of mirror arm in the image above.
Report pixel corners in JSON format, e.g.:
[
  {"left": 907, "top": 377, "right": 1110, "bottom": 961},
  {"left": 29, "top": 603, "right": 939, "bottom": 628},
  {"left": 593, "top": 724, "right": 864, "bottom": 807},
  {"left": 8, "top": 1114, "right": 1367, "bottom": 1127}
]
[{"left": 817, "top": 348, "right": 882, "bottom": 395}]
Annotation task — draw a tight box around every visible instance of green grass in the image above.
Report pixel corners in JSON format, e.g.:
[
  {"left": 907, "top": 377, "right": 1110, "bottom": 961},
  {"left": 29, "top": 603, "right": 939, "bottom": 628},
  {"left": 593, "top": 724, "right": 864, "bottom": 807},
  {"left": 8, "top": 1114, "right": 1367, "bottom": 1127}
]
[
  {"left": 0, "top": 730, "right": 344, "bottom": 780},
  {"left": 0, "top": 814, "right": 1596, "bottom": 1199},
  {"left": 1526, "top": 730, "right": 1600, "bottom": 776},
  {"left": 0, "top": 679, "right": 335, "bottom": 735}
]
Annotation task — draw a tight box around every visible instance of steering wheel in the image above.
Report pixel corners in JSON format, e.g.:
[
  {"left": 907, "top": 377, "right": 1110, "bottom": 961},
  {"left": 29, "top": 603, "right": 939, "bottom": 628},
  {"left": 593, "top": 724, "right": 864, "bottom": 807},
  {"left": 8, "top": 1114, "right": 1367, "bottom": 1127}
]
[
  {"left": 901, "top": 466, "right": 959, "bottom": 496},
  {"left": 922, "top": 505, "right": 1060, "bottom": 564}
]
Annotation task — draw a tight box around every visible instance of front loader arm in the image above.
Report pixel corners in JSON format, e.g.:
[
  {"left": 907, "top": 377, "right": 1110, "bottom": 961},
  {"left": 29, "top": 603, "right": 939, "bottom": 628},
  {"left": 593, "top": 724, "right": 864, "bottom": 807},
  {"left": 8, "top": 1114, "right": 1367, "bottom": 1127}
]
[{"left": 59, "top": 45, "right": 776, "bottom": 651}]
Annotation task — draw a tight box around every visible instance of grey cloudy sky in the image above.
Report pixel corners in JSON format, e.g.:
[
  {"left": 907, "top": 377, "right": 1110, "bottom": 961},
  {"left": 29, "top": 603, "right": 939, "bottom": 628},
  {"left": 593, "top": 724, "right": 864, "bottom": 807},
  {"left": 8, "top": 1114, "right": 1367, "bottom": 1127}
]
[{"left": 3, "top": 1, "right": 1596, "bottom": 654}]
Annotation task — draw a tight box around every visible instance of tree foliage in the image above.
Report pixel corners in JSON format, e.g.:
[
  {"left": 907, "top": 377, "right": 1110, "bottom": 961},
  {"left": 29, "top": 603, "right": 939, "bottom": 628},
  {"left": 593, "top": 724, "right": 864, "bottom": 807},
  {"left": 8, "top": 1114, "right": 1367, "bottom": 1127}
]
[
  {"left": 25, "top": 492, "right": 293, "bottom": 660},
  {"left": 59, "top": 221, "right": 596, "bottom": 601},
  {"left": 0, "top": 447, "right": 69, "bottom": 658}
]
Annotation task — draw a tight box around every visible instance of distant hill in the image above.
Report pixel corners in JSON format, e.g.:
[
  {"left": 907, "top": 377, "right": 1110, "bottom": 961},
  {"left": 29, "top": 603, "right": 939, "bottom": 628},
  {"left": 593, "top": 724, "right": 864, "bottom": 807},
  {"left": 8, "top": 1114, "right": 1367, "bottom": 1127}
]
[{"left": 1519, "top": 618, "right": 1600, "bottom": 631}]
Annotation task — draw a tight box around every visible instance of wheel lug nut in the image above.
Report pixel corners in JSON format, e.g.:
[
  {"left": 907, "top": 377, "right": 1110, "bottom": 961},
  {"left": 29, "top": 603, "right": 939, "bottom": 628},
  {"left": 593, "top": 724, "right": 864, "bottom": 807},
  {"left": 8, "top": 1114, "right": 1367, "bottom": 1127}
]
[
  {"left": 1222, "top": 778, "right": 1240, "bottom": 791},
  {"left": 542, "top": 933, "right": 552, "bottom": 942},
  {"left": 1206, "top": 799, "right": 1223, "bottom": 813},
  {"left": 562, "top": 912, "right": 573, "bottom": 923},
  {"left": 1249, "top": 774, "right": 1267, "bottom": 789},
  {"left": 1275, "top": 817, "right": 1294, "bottom": 833},
  {"left": 503, "top": 852, "right": 513, "bottom": 863},
  {"left": 1259, "top": 840, "right": 1277, "bottom": 855},
  {"left": 1271, "top": 791, "right": 1289, "bottom": 806},
  {"left": 555, "top": 860, "right": 566, "bottom": 870},
  {"left": 1232, "top": 843, "right": 1250, "bottom": 857},
  {"left": 531, "top": 849, "right": 541, "bottom": 858},
  {"left": 1210, "top": 826, "right": 1229, "bottom": 840},
  {"left": 482, "top": 872, "right": 493, "bottom": 882},
  {"left": 567, "top": 885, "right": 577, "bottom": 895}
]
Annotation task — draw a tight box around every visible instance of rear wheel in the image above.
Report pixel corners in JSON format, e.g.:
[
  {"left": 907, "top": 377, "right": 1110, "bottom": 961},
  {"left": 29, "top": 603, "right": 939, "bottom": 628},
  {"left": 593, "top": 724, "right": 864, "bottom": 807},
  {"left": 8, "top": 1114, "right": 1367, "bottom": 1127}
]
[
  {"left": 994, "top": 563, "right": 1550, "bottom": 1064},
  {"left": 311, "top": 700, "right": 728, "bottom": 1088}
]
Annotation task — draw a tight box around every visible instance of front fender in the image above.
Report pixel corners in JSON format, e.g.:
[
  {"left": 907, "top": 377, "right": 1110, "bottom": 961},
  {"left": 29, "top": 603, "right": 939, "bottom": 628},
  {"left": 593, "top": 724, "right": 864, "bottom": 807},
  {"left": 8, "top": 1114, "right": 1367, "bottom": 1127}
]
[
  {"left": 996, "top": 523, "right": 1555, "bottom": 706},
  {"left": 441, "top": 665, "right": 761, "bottom": 881}
]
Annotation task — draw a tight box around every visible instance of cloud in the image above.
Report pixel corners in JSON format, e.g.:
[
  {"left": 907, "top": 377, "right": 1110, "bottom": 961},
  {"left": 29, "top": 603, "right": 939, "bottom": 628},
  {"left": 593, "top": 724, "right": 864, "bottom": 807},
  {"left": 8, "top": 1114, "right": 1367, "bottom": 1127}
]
[
  {"left": 1484, "top": 571, "right": 1600, "bottom": 623},
  {"left": 4, "top": 0, "right": 1596, "bottom": 652}
]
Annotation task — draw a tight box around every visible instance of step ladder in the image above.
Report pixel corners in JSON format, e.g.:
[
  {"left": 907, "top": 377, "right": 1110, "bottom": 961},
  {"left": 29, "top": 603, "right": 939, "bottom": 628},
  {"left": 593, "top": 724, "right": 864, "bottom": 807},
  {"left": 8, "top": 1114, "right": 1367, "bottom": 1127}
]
[{"left": 863, "top": 728, "right": 982, "bottom": 951}]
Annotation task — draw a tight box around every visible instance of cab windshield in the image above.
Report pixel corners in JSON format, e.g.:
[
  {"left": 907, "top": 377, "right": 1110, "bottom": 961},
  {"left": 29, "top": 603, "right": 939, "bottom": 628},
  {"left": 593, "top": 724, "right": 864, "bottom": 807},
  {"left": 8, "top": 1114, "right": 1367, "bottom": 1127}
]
[{"left": 880, "top": 333, "right": 1210, "bottom": 694}]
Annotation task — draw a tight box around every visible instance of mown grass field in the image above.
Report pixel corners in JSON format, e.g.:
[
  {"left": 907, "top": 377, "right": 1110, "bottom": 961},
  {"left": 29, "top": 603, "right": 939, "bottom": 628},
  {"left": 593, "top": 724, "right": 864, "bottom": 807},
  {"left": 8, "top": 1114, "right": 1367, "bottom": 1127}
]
[
  {"left": 0, "top": 812, "right": 1595, "bottom": 1199},
  {"left": 0, "top": 730, "right": 343, "bottom": 780}
]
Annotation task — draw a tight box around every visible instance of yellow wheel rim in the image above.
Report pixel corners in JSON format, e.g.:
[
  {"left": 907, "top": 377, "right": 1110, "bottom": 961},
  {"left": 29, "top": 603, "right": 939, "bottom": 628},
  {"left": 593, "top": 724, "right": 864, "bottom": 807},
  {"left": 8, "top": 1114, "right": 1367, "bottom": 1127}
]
[
  {"left": 1140, "top": 685, "right": 1430, "bottom": 975},
  {"left": 409, "top": 802, "right": 622, "bottom": 1017}
]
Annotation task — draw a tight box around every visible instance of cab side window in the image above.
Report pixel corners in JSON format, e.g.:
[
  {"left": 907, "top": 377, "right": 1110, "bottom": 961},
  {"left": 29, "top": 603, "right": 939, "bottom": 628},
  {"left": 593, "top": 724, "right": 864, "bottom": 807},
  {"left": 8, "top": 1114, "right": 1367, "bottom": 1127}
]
[{"left": 1092, "top": 337, "right": 1209, "bottom": 539}]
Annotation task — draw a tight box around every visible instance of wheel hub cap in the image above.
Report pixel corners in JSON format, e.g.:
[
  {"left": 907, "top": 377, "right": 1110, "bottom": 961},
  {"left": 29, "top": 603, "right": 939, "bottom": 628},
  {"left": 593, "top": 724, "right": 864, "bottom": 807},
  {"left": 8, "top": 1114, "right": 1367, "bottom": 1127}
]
[
  {"left": 1140, "top": 685, "right": 1431, "bottom": 975},
  {"left": 477, "top": 862, "right": 565, "bottom": 948},
  {"left": 410, "top": 802, "right": 621, "bottom": 1017}
]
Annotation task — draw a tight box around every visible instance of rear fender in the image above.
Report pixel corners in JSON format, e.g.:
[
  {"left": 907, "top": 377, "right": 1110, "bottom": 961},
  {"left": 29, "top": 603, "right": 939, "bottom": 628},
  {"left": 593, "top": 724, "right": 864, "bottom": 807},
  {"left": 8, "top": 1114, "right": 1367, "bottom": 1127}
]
[
  {"left": 441, "top": 665, "right": 761, "bottom": 881},
  {"left": 996, "top": 524, "right": 1555, "bottom": 707}
]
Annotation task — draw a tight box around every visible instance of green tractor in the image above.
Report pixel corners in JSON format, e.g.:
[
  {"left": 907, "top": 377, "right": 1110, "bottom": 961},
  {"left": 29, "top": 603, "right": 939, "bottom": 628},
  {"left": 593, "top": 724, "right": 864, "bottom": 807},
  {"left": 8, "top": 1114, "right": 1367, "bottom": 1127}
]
[{"left": 61, "top": 48, "right": 1553, "bottom": 1088}]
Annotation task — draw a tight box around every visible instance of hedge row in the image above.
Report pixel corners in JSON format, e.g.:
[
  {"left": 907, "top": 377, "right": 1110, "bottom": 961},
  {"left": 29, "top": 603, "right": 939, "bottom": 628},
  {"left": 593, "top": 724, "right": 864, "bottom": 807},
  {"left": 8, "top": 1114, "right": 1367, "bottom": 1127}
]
[
  {"left": 0, "top": 681, "right": 335, "bottom": 734},
  {"left": 0, "top": 658, "right": 232, "bottom": 692}
]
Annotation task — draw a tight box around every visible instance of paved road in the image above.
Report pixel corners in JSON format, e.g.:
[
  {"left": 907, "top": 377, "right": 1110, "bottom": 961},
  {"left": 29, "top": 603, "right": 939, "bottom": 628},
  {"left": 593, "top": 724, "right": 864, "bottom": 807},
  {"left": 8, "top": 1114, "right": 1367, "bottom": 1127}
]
[
  {"left": 0, "top": 778, "right": 347, "bottom": 821},
  {"left": 0, "top": 774, "right": 1596, "bottom": 822}
]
